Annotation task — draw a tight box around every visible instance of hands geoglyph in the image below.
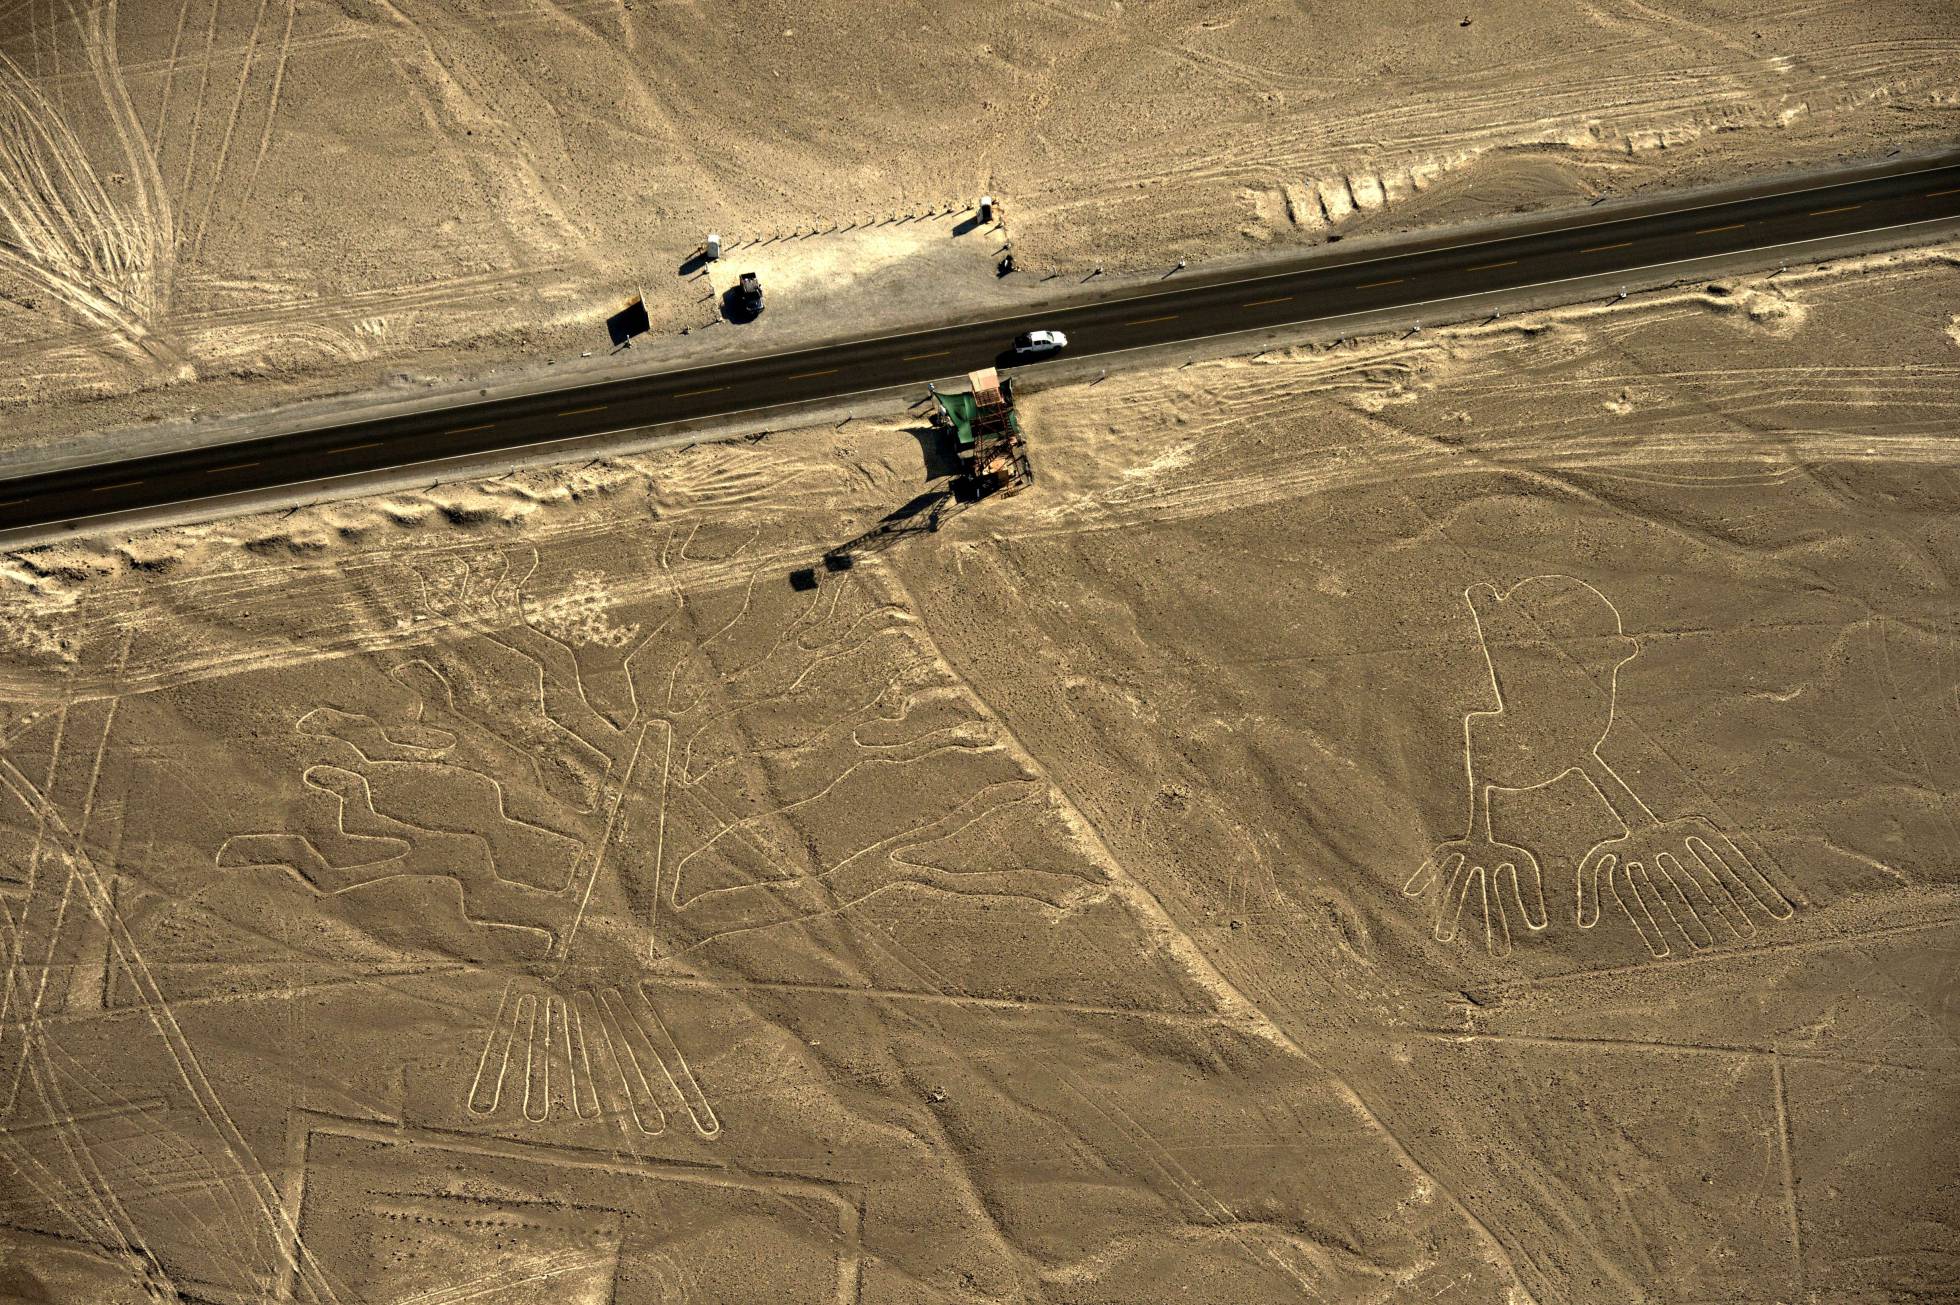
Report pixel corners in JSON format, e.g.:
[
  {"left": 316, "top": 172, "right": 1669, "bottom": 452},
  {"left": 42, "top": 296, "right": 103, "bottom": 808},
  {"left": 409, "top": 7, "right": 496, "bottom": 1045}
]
[{"left": 1403, "top": 576, "right": 1793, "bottom": 960}]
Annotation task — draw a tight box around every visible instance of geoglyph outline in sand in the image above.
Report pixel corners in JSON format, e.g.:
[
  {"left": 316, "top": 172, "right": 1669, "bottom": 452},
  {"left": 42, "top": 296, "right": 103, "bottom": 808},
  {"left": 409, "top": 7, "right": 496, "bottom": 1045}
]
[
  {"left": 1403, "top": 574, "right": 1794, "bottom": 958},
  {"left": 217, "top": 544, "right": 1094, "bottom": 1143},
  {"left": 216, "top": 547, "right": 723, "bottom": 1140}
]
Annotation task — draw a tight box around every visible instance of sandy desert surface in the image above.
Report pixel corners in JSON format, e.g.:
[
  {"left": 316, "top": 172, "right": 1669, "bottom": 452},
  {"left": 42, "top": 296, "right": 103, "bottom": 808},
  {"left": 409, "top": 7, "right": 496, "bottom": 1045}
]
[
  {"left": 2, "top": 1, "right": 1958, "bottom": 459},
  {"left": 1, "top": 215, "right": 1956, "bottom": 1302}
]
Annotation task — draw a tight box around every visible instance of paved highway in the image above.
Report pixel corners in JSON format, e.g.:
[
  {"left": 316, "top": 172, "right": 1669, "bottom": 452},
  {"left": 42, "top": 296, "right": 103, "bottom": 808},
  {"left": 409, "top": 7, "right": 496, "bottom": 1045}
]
[{"left": 6, "top": 157, "right": 1959, "bottom": 532}]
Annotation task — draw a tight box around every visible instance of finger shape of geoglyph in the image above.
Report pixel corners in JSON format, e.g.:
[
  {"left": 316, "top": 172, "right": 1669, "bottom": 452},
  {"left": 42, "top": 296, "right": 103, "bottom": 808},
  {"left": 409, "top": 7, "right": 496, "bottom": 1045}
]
[{"left": 1409, "top": 574, "right": 1795, "bottom": 959}]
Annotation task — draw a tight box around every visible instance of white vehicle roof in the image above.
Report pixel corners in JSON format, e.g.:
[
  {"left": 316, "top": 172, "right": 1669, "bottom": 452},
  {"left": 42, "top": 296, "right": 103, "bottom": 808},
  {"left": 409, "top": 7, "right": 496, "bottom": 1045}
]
[{"left": 1022, "top": 329, "right": 1067, "bottom": 345}]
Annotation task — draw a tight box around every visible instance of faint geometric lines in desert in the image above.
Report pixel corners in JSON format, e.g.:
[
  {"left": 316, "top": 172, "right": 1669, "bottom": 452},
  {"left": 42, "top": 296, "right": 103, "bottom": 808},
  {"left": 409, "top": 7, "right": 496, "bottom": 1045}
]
[
  {"left": 279, "top": 1115, "right": 862, "bottom": 1305},
  {"left": 1482, "top": 911, "right": 1960, "bottom": 998},
  {"left": 1404, "top": 575, "right": 1794, "bottom": 959},
  {"left": 0, "top": 708, "right": 344, "bottom": 1304}
]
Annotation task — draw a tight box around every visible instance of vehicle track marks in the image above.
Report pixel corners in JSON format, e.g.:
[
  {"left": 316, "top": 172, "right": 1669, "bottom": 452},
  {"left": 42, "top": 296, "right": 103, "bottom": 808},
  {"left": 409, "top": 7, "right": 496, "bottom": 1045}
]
[
  {"left": 187, "top": 0, "right": 274, "bottom": 262},
  {"left": 0, "top": 34, "right": 181, "bottom": 366},
  {"left": 174, "top": 0, "right": 220, "bottom": 221},
  {"left": 1770, "top": 1054, "right": 1807, "bottom": 1295},
  {"left": 240, "top": 0, "right": 296, "bottom": 208},
  {"left": 0, "top": 749, "right": 346, "bottom": 1304},
  {"left": 148, "top": 0, "right": 197, "bottom": 158},
  {"left": 1056, "top": 1070, "right": 1320, "bottom": 1293},
  {"left": 92, "top": 0, "right": 178, "bottom": 311},
  {"left": 1485, "top": 914, "right": 1960, "bottom": 995}
]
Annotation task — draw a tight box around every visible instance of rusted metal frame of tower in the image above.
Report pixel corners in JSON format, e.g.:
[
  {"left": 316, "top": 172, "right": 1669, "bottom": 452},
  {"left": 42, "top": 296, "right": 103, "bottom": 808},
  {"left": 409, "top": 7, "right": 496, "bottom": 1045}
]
[{"left": 967, "top": 367, "right": 1030, "bottom": 494}]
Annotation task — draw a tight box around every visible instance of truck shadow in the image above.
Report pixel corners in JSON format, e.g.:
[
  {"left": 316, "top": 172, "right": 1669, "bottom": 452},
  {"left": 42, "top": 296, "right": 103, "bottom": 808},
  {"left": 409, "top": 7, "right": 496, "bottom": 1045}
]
[{"left": 719, "top": 285, "right": 762, "bottom": 325}]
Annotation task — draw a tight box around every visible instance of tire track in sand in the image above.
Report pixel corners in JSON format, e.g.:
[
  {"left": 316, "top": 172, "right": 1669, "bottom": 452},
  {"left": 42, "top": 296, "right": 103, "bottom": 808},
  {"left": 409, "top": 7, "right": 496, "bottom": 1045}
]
[
  {"left": 172, "top": 0, "right": 221, "bottom": 222},
  {"left": 238, "top": 0, "right": 296, "bottom": 208},
  {"left": 186, "top": 0, "right": 274, "bottom": 263},
  {"left": 147, "top": 0, "right": 197, "bottom": 158}
]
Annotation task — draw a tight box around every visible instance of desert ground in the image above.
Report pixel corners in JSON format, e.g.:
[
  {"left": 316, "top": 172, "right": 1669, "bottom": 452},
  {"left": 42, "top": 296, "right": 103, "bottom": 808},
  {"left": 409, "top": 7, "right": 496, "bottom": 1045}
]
[
  {"left": 1, "top": 200, "right": 1956, "bottom": 1302},
  {"left": 5, "top": 1, "right": 1960, "bottom": 1302},
  {"left": 1, "top": 1, "right": 1957, "bottom": 461}
]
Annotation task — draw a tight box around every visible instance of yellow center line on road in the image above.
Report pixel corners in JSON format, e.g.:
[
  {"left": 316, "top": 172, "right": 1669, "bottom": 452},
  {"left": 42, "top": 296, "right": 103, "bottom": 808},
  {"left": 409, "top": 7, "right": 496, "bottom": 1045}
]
[
  {"left": 447, "top": 423, "right": 495, "bottom": 435},
  {"left": 787, "top": 368, "right": 838, "bottom": 380},
  {"left": 205, "top": 462, "right": 257, "bottom": 474},
  {"left": 674, "top": 386, "right": 725, "bottom": 398},
  {"left": 1242, "top": 296, "right": 1292, "bottom": 307},
  {"left": 1696, "top": 223, "right": 1746, "bottom": 234},
  {"left": 1924, "top": 187, "right": 1960, "bottom": 198},
  {"left": 558, "top": 405, "right": 607, "bottom": 417},
  {"left": 1355, "top": 278, "right": 1404, "bottom": 289},
  {"left": 1128, "top": 314, "right": 1178, "bottom": 326},
  {"left": 1809, "top": 204, "right": 1860, "bottom": 216},
  {"left": 1582, "top": 241, "right": 1632, "bottom": 253},
  {"left": 1468, "top": 260, "right": 1517, "bottom": 271},
  {"left": 903, "top": 350, "right": 951, "bottom": 361},
  {"left": 92, "top": 481, "right": 143, "bottom": 492},
  {"left": 330, "top": 441, "right": 381, "bottom": 454}
]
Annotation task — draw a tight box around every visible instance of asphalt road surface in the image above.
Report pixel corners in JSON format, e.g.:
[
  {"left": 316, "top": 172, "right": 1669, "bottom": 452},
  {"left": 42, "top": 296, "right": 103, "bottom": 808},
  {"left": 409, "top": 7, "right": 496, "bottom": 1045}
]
[{"left": 7, "top": 157, "right": 1960, "bottom": 532}]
